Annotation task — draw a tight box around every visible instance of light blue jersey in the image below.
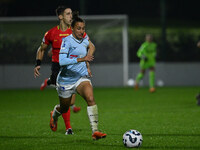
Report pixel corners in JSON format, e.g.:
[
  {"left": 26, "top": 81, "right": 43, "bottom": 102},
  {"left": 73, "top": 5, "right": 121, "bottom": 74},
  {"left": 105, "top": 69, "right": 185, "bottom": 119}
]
[{"left": 57, "top": 34, "right": 89, "bottom": 85}]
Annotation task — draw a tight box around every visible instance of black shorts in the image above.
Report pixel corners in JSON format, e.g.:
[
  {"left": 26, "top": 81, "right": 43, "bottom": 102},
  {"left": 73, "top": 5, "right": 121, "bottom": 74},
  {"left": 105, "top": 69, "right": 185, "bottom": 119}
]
[{"left": 50, "top": 62, "right": 60, "bottom": 85}]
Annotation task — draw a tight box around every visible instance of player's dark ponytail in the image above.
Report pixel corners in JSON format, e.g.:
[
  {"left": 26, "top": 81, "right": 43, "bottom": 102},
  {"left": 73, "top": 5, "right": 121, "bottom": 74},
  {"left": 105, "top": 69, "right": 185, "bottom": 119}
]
[{"left": 71, "top": 11, "right": 85, "bottom": 28}]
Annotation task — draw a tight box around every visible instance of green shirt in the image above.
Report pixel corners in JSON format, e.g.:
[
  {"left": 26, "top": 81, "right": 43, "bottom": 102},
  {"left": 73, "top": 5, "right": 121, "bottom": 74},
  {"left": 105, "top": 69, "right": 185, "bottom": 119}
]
[{"left": 137, "top": 41, "right": 157, "bottom": 61}]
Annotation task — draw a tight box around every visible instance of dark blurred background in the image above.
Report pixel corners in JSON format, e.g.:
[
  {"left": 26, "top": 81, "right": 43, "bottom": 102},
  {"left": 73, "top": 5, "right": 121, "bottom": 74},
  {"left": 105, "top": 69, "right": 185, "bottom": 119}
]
[
  {"left": 0, "top": 0, "right": 200, "bottom": 88},
  {"left": 1, "top": 0, "right": 200, "bottom": 20},
  {"left": 1, "top": 0, "right": 200, "bottom": 64}
]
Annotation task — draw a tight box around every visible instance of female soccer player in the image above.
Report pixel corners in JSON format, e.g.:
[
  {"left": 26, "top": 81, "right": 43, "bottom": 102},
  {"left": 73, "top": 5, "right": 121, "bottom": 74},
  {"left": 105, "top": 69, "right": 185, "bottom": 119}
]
[
  {"left": 134, "top": 34, "right": 157, "bottom": 93},
  {"left": 34, "top": 6, "right": 95, "bottom": 135},
  {"left": 50, "top": 14, "right": 107, "bottom": 140}
]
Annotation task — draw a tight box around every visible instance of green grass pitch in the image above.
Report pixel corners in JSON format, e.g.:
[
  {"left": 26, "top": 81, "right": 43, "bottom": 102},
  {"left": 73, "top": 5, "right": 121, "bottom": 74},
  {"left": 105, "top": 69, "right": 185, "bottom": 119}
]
[{"left": 0, "top": 87, "right": 200, "bottom": 150}]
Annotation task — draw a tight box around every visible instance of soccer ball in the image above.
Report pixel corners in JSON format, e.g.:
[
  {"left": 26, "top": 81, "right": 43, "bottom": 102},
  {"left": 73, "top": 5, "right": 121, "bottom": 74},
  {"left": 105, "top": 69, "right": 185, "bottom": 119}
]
[{"left": 123, "top": 129, "right": 143, "bottom": 148}]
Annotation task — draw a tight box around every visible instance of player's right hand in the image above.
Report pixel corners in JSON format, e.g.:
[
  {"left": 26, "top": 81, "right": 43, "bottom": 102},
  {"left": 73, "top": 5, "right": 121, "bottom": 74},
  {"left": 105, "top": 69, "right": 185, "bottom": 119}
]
[{"left": 34, "top": 66, "right": 41, "bottom": 78}]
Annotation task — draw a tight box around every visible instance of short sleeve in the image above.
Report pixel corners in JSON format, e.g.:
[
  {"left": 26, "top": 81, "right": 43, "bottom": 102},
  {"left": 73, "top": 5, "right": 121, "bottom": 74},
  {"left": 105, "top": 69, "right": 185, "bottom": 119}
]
[
  {"left": 42, "top": 31, "right": 51, "bottom": 45},
  {"left": 60, "top": 38, "right": 70, "bottom": 55}
]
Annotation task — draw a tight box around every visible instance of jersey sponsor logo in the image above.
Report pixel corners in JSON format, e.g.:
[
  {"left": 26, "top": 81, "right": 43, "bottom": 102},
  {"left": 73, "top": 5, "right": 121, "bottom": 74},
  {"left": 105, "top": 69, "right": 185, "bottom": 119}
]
[
  {"left": 59, "top": 34, "right": 69, "bottom": 36},
  {"left": 70, "top": 55, "right": 78, "bottom": 59}
]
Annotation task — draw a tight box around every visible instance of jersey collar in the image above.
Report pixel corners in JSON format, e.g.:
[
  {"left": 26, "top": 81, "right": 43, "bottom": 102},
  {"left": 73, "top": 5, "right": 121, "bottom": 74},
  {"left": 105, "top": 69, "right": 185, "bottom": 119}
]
[{"left": 71, "top": 34, "right": 83, "bottom": 44}]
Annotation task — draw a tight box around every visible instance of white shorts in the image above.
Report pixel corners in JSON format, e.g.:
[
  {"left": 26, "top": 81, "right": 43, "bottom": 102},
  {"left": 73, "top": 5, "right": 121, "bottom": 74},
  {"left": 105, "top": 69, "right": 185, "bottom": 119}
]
[{"left": 56, "top": 77, "right": 91, "bottom": 98}]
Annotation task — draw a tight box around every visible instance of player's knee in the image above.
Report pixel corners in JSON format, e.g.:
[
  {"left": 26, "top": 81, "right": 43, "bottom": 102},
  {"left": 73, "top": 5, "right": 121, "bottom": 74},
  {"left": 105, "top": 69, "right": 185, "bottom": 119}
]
[
  {"left": 86, "top": 96, "right": 95, "bottom": 105},
  {"left": 70, "top": 101, "right": 75, "bottom": 106}
]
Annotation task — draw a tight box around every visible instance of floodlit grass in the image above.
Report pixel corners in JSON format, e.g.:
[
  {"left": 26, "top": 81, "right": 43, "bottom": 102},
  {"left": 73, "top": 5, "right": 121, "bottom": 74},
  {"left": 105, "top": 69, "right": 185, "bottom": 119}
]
[{"left": 0, "top": 87, "right": 200, "bottom": 150}]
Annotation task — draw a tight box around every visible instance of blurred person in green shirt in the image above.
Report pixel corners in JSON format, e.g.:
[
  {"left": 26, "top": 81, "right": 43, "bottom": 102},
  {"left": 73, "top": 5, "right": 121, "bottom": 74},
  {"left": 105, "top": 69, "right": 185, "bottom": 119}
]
[{"left": 134, "top": 34, "right": 157, "bottom": 93}]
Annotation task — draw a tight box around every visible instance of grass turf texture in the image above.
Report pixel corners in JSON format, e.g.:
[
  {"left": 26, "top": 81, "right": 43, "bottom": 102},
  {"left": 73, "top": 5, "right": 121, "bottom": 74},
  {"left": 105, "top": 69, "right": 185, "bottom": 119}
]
[{"left": 0, "top": 87, "right": 200, "bottom": 150}]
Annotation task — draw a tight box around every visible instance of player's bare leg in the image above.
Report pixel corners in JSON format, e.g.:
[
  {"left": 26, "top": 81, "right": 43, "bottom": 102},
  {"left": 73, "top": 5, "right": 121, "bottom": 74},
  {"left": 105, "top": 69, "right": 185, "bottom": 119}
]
[{"left": 76, "top": 81, "right": 106, "bottom": 140}]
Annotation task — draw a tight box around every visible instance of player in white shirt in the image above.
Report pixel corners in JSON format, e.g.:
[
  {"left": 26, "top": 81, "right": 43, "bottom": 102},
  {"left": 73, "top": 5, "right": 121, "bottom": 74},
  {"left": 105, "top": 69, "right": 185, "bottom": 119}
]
[{"left": 50, "top": 14, "right": 106, "bottom": 140}]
